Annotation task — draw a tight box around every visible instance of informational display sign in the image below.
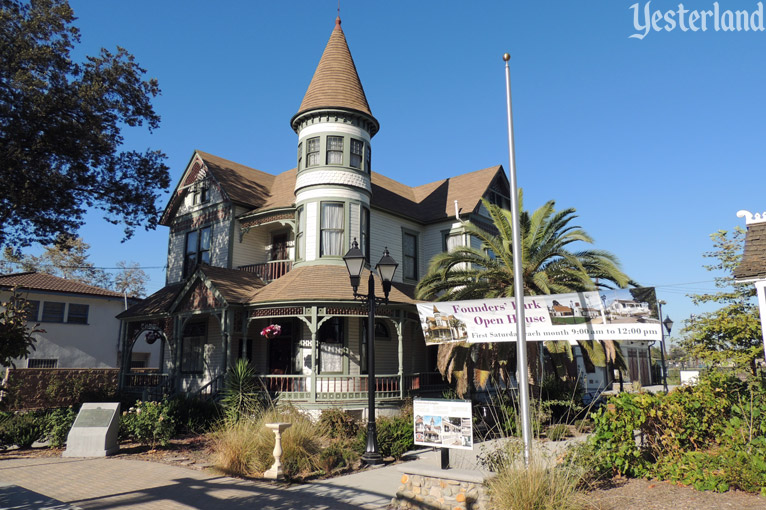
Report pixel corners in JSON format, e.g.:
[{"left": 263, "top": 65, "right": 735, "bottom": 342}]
[
  {"left": 413, "top": 398, "right": 473, "bottom": 450},
  {"left": 417, "top": 287, "right": 661, "bottom": 345},
  {"left": 63, "top": 402, "right": 120, "bottom": 457}
]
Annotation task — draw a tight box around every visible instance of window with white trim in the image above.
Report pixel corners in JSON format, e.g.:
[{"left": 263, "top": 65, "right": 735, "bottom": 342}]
[
  {"left": 320, "top": 202, "right": 344, "bottom": 257},
  {"left": 295, "top": 206, "right": 305, "bottom": 260},
  {"left": 297, "top": 141, "right": 303, "bottom": 170},
  {"left": 326, "top": 136, "right": 343, "bottom": 165},
  {"left": 350, "top": 139, "right": 363, "bottom": 169},
  {"left": 307, "top": 137, "right": 320, "bottom": 166}
]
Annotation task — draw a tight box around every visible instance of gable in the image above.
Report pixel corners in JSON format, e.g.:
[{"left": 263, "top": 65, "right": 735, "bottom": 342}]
[{"left": 174, "top": 279, "right": 225, "bottom": 313}]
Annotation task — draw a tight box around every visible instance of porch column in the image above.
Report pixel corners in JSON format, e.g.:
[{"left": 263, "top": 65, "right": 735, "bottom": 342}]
[
  {"left": 118, "top": 322, "right": 128, "bottom": 392},
  {"left": 397, "top": 319, "right": 404, "bottom": 399},
  {"left": 310, "top": 306, "right": 318, "bottom": 403},
  {"left": 756, "top": 280, "right": 766, "bottom": 362},
  {"left": 174, "top": 316, "right": 183, "bottom": 393},
  {"left": 221, "top": 309, "right": 230, "bottom": 374}
]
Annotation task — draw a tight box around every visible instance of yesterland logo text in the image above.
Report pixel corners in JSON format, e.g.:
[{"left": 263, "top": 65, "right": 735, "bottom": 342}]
[{"left": 630, "top": 1, "right": 765, "bottom": 39}]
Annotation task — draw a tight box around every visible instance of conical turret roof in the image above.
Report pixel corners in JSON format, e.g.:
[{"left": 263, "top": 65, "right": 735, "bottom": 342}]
[{"left": 296, "top": 17, "right": 372, "bottom": 117}]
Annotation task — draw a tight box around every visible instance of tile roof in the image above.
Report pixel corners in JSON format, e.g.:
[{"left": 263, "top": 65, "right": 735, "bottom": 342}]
[
  {"left": 249, "top": 264, "right": 417, "bottom": 305},
  {"left": 296, "top": 17, "right": 372, "bottom": 118},
  {"left": 0, "top": 272, "right": 125, "bottom": 298},
  {"left": 734, "top": 221, "right": 766, "bottom": 280}
]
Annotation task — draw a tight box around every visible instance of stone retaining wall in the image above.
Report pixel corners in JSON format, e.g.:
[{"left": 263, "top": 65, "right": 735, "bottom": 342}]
[
  {"left": 1, "top": 368, "right": 119, "bottom": 410},
  {"left": 391, "top": 464, "right": 490, "bottom": 510}
]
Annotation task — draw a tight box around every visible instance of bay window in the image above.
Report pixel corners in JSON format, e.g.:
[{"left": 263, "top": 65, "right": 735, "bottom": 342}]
[
  {"left": 326, "top": 136, "right": 343, "bottom": 165},
  {"left": 307, "top": 137, "right": 320, "bottom": 166},
  {"left": 320, "top": 202, "right": 344, "bottom": 257},
  {"left": 350, "top": 139, "right": 363, "bottom": 169}
]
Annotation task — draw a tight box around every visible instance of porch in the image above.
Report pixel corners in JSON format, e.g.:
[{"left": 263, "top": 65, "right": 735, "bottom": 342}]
[{"left": 122, "top": 370, "right": 448, "bottom": 404}]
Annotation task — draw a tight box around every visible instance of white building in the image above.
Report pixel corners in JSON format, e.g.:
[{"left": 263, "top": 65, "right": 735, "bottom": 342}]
[{"left": 0, "top": 272, "right": 154, "bottom": 369}]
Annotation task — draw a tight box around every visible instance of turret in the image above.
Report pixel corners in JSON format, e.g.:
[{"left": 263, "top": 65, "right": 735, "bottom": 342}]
[{"left": 291, "top": 17, "right": 378, "bottom": 266}]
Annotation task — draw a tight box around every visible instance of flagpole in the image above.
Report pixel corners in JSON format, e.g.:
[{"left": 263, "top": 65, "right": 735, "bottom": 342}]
[{"left": 503, "top": 53, "right": 533, "bottom": 465}]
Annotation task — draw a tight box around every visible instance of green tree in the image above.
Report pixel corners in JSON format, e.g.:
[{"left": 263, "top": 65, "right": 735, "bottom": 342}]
[
  {"left": 0, "top": 290, "right": 43, "bottom": 367},
  {"left": 681, "top": 228, "right": 762, "bottom": 374},
  {"left": 0, "top": 0, "right": 170, "bottom": 248},
  {"left": 416, "top": 196, "right": 632, "bottom": 395}
]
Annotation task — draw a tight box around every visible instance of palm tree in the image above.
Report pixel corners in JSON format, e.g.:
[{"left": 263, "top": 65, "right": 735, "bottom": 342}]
[{"left": 416, "top": 194, "right": 631, "bottom": 395}]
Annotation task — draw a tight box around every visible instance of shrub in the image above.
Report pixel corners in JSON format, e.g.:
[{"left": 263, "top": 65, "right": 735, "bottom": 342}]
[
  {"left": 584, "top": 371, "right": 766, "bottom": 492},
  {"left": 211, "top": 418, "right": 261, "bottom": 476},
  {"left": 45, "top": 407, "right": 78, "bottom": 448},
  {"left": 487, "top": 449, "right": 590, "bottom": 510},
  {"left": 221, "top": 359, "right": 263, "bottom": 422},
  {"left": 211, "top": 405, "right": 322, "bottom": 480},
  {"left": 1, "top": 412, "right": 45, "bottom": 448},
  {"left": 167, "top": 395, "right": 221, "bottom": 434},
  {"left": 375, "top": 413, "right": 413, "bottom": 460},
  {"left": 120, "top": 400, "right": 175, "bottom": 449},
  {"left": 318, "top": 409, "right": 359, "bottom": 439}
]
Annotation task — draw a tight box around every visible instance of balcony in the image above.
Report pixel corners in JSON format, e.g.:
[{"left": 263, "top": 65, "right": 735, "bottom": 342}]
[{"left": 238, "top": 260, "right": 293, "bottom": 282}]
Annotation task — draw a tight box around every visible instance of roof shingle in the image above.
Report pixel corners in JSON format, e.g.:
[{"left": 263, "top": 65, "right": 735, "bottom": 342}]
[
  {"left": 0, "top": 272, "right": 124, "bottom": 298},
  {"left": 735, "top": 221, "right": 766, "bottom": 280},
  {"left": 296, "top": 17, "right": 372, "bottom": 118}
]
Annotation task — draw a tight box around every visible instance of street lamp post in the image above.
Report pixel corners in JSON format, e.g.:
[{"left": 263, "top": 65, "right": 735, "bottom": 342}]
[
  {"left": 343, "top": 239, "right": 398, "bottom": 465},
  {"left": 657, "top": 301, "right": 673, "bottom": 392}
]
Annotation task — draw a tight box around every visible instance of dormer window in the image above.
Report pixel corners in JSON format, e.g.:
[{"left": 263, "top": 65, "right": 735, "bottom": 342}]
[
  {"left": 350, "top": 139, "right": 363, "bottom": 169},
  {"left": 307, "top": 137, "right": 320, "bottom": 166},
  {"left": 326, "top": 136, "right": 343, "bottom": 165}
]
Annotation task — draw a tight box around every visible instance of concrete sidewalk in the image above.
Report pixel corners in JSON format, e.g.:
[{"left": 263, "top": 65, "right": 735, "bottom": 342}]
[{"left": 0, "top": 455, "right": 412, "bottom": 510}]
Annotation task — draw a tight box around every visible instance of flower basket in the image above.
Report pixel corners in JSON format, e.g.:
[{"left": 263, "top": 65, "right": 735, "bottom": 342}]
[{"left": 261, "top": 324, "right": 282, "bottom": 339}]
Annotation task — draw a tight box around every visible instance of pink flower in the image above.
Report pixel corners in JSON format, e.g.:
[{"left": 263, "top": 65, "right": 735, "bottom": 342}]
[{"left": 261, "top": 324, "right": 282, "bottom": 339}]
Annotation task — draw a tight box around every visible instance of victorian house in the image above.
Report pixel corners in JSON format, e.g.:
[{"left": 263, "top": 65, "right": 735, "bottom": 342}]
[{"left": 117, "top": 17, "right": 512, "bottom": 411}]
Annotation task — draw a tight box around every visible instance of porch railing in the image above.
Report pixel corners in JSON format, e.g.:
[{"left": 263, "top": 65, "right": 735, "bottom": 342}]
[
  {"left": 124, "top": 370, "right": 167, "bottom": 389},
  {"left": 237, "top": 260, "right": 293, "bottom": 282},
  {"left": 255, "top": 372, "right": 447, "bottom": 402}
]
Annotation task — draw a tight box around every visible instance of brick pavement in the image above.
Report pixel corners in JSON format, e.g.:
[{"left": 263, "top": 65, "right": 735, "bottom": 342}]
[{"left": 0, "top": 457, "right": 401, "bottom": 510}]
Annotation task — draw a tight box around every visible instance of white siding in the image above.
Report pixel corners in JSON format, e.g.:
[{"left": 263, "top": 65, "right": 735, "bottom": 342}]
[
  {"left": 305, "top": 202, "right": 318, "bottom": 261},
  {"left": 369, "top": 210, "right": 423, "bottom": 284},
  {"left": 3, "top": 291, "right": 126, "bottom": 369},
  {"left": 232, "top": 225, "right": 270, "bottom": 268}
]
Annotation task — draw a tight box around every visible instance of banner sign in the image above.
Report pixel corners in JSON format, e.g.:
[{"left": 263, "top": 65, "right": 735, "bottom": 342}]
[
  {"left": 413, "top": 399, "right": 473, "bottom": 450},
  {"left": 417, "top": 288, "right": 661, "bottom": 345}
]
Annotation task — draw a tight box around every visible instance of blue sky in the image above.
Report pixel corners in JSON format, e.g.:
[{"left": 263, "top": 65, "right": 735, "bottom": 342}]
[{"left": 53, "top": 0, "right": 765, "bottom": 340}]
